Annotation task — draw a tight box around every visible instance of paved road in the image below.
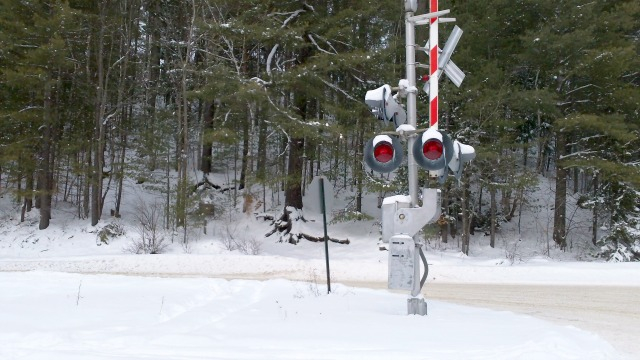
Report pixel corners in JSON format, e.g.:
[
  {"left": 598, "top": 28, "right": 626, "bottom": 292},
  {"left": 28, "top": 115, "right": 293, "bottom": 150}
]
[{"left": 351, "top": 282, "right": 640, "bottom": 359}]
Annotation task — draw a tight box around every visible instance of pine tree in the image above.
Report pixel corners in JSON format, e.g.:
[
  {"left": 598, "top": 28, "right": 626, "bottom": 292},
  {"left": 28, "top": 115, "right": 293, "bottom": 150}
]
[
  {"left": 0, "top": 0, "right": 85, "bottom": 228},
  {"left": 506, "top": 0, "right": 639, "bottom": 253}
]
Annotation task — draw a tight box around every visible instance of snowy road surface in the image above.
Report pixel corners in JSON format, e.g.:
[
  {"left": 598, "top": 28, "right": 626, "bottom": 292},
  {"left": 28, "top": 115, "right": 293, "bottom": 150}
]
[
  {"left": 423, "top": 283, "right": 640, "bottom": 359},
  {"left": 334, "top": 281, "right": 640, "bottom": 359}
]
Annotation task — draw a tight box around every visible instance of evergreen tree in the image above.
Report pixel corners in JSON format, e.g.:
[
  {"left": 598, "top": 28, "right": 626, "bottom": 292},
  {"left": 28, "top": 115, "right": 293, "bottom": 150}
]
[
  {"left": 0, "top": 0, "right": 85, "bottom": 228},
  {"left": 515, "top": 0, "right": 639, "bottom": 252}
]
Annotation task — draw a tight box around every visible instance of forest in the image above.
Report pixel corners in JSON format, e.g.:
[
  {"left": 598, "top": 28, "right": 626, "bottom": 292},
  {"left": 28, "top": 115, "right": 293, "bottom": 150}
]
[{"left": 0, "top": 0, "right": 639, "bottom": 260}]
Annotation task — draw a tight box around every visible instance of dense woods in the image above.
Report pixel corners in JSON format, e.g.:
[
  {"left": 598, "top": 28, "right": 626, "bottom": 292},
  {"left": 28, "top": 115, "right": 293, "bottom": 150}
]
[{"left": 0, "top": 0, "right": 638, "bottom": 260}]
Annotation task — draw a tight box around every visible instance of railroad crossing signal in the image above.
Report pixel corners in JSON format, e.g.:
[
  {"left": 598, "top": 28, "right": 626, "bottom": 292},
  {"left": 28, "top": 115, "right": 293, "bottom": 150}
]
[
  {"left": 365, "top": 85, "right": 407, "bottom": 127},
  {"left": 412, "top": 127, "right": 475, "bottom": 181},
  {"left": 438, "top": 25, "right": 465, "bottom": 87},
  {"left": 362, "top": 1, "right": 473, "bottom": 316},
  {"left": 363, "top": 135, "right": 404, "bottom": 173},
  {"left": 363, "top": 127, "right": 475, "bottom": 183},
  {"left": 422, "top": 28, "right": 466, "bottom": 93}
]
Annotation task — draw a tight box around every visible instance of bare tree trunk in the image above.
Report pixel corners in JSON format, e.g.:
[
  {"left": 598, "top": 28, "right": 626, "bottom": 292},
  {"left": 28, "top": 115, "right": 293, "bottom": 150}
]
[
  {"left": 490, "top": 185, "right": 497, "bottom": 248},
  {"left": 256, "top": 106, "right": 267, "bottom": 182},
  {"left": 165, "top": 145, "right": 171, "bottom": 230},
  {"left": 355, "top": 128, "right": 364, "bottom": 212},
  {"left": 112, "top": 1, "right": 137, "bottom": 218},
  {"left": 477, "top": 181, "right": 483, "bottom": 215},
  {"left": 82, "top": 148, "right": 90, "bottom": 219},
  {"left": 280, "top": 135, "right": 287, "bottom": 192},
  {"left": 39, "top": 80, "right": 53, "bottom": 230},
  {"left": 35, "top": 174, "right": 41, "bottom": 210},
  {"left": 201, "top": 101, "right": 215, "bottom": 174},
  {"left": 175, "top": 0, "right": 196, "bottom": 233},
  {"left": 536, "top": 109, "right": 545, "bottom": 174},
  {"left": 114, "top": 125, "right": 127, "bottom": 218},
  {"left": 145, "top": 0, "right": 162, "bottom": 171},
  {"left": 342, "top": 137, "right": 348, "bottom": 190},
  {"left": 553, "top": 132, "right": 567, "bottom": 250},
  {"left": 239, "top": 105, "right": 251, "bottom": 190},
  {"left": 175, "top": 89, "right": 188, "bottom": 228},
  {"left": 91, "top": 4, "right": 108, "bottom": 226},
  {"left": 501, "top": 187, "right": 511, "bottom": 216},
  {"left": 284, "top": 90, "right": 306, "bottom": 210},
  {"left": 25, "top": 170, "right": 33, "bottom": 213},
  {"left": 592, "top": 172, "right": 598, "bottom": 246},
  {"left": 285, "top": 137, "right": 305, "bottom": 210},
  {"left": 441, "top": 182, "right": 449, "bottom": 243},
  {"left": 461, "top": 174, "right": 471, "bottom": 255},
  {"left": 507, "top": 187, "right": 523, "bottom": 222}
]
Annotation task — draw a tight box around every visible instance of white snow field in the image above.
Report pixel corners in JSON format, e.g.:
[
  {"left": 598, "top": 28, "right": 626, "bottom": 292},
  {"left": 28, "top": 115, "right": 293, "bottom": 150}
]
[{"left": 0, "top": 271, "right": 624, "bottom": 360}]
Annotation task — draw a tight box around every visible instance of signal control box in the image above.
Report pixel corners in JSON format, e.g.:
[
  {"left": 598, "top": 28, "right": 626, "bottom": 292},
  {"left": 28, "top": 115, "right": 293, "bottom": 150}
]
[
  {"left": 388, "top": 234, "right": 415, "bottom": 290},
  {"left": 381, "top": 195, "right": 411, "bottom": 244}
]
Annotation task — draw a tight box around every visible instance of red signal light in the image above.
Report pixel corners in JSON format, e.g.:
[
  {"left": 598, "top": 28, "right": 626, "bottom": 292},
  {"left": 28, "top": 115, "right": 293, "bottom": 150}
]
[
  {"left": 422, "top": 140, "right": 443, "bottom": 160},
  {"left": 374, "top": 142, "right": 394, "bottom": 163},
  {"left": 365, "top": 135, "right": 403, "bottom": 173}
]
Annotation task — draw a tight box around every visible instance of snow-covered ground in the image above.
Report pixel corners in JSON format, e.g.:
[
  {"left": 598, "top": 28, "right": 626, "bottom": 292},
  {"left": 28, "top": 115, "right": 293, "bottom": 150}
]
[
  {"left": 0, "top": 271, "right": 624, "bottom": 360},
  {"left": 1, "top": 206, "right": 639, "bottom": 287},
  {"left": 1, "top": 176, "right": 639, "bottom": 359}
]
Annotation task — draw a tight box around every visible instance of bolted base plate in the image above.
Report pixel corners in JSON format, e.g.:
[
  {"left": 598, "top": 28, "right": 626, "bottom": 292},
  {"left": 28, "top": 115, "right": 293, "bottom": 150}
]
[{"left": 407, "top": 297, "right": 427, "bottom": 315}]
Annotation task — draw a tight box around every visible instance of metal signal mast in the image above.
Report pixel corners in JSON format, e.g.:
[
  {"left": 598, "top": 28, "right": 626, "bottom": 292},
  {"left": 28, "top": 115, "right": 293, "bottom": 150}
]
[{"left": 363, "top": 0, "right": 474, "bottom": 315}]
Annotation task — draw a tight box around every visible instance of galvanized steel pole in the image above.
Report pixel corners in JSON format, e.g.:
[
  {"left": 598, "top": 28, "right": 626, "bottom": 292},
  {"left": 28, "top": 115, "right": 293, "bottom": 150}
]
[
  {"left": 405, "top": 6, "right": 424, "bottom": 308},
  {"left": 405, "top": 11, "right": 419, "bottom": 208}
]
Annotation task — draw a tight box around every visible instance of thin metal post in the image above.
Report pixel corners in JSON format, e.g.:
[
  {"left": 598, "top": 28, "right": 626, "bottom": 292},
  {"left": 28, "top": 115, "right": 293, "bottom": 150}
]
[{"left": 320, "top": 178, "right": 331, "bottom": 294}]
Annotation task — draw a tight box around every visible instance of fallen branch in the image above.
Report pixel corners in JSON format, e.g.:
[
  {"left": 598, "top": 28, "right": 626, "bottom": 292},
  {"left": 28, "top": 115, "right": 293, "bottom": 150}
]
[
  {"left": 193, "top": 177, "right": 234, "bottom": 193},
  {"left": 260, "top": 207, "right": 349, "bottom": 245},
  {"left": 300, "top": 232, "right": 350, "bottom": 245}
]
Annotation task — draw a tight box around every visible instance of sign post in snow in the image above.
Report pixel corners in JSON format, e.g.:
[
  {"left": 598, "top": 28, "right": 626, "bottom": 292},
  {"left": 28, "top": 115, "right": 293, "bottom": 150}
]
[
  {"left": 304, "top": 176, "right": 333, "bottom": 294},
  {"left": 319, "top": 177, "right": 331, "bottom": 294}
]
